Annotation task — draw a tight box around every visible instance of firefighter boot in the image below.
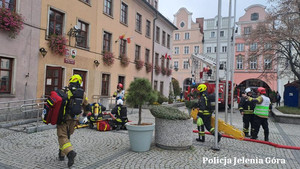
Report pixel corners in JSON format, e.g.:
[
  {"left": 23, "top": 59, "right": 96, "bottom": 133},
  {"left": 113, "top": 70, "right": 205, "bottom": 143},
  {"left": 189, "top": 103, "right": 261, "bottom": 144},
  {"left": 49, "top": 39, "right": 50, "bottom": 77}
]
[
  {"left": 58, "top": 150, "right": 64, "bottom": 161},
  {"left": 67, "top": 150, "right": 77, "bottom": 167},
  {"left": 196, "top": 125, "right": 205, "bottom": 142},
  {"left": 217, "top": 133, "right": 222, "bottom": 143}
]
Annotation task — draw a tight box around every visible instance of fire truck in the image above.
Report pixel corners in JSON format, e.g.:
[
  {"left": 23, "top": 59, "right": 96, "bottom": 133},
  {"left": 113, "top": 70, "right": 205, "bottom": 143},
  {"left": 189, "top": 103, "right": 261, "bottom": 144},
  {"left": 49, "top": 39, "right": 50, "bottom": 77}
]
[{"left": 188, "top": 53, "right": 233, "bottom": 109}]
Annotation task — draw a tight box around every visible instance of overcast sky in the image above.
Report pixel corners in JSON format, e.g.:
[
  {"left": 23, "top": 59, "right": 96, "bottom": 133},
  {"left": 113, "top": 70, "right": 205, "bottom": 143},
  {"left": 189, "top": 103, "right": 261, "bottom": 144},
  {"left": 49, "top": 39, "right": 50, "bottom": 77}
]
[{"left": 158, "top": 0, "right": 270, "bottom": 22}]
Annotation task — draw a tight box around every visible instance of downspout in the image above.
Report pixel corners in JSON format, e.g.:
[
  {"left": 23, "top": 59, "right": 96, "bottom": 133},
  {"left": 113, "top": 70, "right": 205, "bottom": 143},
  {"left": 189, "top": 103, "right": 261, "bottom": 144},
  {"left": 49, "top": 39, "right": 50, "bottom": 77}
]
[{"left": 151, "top": 12, "right": 158, "bottom": 87}]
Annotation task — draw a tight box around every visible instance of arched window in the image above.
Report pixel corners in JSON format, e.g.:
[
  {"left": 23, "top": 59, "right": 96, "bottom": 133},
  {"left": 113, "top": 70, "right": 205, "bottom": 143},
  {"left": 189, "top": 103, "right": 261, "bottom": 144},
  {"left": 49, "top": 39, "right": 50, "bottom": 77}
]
[{"left": 251, "top": 13, "right": 259, "bottom": 21}]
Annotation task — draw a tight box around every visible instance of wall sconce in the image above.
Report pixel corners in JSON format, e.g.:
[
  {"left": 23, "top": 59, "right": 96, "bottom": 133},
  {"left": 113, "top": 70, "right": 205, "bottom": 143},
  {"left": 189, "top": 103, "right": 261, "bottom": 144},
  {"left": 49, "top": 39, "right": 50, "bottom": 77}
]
[
  {"left": 39, "top": 47, "right": 47, "bottom": 57},
  {"left": 94, "top": 60, "right": 100, "bottom": 67}
]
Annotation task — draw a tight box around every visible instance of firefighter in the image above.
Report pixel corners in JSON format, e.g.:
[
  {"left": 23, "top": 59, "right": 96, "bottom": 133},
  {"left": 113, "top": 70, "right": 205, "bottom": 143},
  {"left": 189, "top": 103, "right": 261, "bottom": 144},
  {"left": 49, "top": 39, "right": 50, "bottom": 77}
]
[
  {"left": 113, "top": 83, "right": 125, "bottom": 103},
  {"left": 194, "top": 84, "right": 222, "bottom": 142},
  {"left": 57, "top": 74, "right": 90, "bottom": 167},
  {"left": 239, "top": 88, "right": 256, "bottom": 137},
  {"left": 111, "top": 99, "right": 128, "bottom": 130},
  {"left": 87, "top": 103, "right": 106, "bottom": 129},
  {"left": 246, "top": 87, "right": 271, "bottom": 141}
]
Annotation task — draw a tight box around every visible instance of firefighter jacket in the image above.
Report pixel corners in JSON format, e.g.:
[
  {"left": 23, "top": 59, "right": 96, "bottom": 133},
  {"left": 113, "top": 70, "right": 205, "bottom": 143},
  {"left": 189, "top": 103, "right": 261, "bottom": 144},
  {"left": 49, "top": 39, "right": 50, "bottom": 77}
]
[
  {"left": 195, "top": 92, "right": 212, "bottom": 115},
  {"left": 111, "top": 105, "right": 127, "bottom": 118},
  {"left": 238, "top": 96, "right": 256, "bottom": 114}
]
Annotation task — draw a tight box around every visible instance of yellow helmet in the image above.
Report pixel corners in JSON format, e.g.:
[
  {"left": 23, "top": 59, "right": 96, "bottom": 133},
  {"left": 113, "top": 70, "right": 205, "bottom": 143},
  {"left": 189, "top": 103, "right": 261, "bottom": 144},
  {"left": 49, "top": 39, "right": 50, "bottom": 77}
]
[
  {"left": 197, "top": 84, "right": 207, "bottom": 92},
  {"left": 69, "top": 74, "right": 82, "bottom": 85}
]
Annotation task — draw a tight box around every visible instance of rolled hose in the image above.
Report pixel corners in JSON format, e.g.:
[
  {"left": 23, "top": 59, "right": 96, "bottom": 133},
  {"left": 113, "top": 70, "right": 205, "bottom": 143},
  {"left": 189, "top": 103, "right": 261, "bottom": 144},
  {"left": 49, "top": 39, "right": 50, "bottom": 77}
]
[{"left": 193, "top": 130, "right": 300, "bottom": 150}]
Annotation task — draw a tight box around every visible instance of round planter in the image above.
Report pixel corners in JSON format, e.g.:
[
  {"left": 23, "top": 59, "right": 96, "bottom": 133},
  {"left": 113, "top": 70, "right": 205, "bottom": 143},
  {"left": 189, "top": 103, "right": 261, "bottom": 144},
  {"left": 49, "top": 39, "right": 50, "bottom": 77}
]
[
  {"left": 125, "top": 122, "right": 155, "bottom": 152},
  {"left": 155, "top": 118, "right": 193, "bottom": 150}
]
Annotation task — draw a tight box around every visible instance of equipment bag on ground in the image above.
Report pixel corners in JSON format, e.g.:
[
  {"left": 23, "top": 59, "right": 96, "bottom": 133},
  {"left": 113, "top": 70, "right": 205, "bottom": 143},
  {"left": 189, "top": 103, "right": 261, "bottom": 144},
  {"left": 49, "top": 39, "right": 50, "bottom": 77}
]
[{"left": 97, "top": 120, "right": 111, "bottom": 131}]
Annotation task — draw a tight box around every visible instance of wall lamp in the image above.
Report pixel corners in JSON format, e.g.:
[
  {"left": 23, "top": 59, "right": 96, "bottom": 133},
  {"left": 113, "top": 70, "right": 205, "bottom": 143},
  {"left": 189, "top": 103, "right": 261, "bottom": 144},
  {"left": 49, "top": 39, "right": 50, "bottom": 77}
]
[
  {"left": 39, "top": 47, "right": 47, "bottom": 57},
  {"left": 67, "top": 25, "right": 82, "bottom": 45},
  {"left": 94, "top": 60, "right": 100, "bottom": 67}
]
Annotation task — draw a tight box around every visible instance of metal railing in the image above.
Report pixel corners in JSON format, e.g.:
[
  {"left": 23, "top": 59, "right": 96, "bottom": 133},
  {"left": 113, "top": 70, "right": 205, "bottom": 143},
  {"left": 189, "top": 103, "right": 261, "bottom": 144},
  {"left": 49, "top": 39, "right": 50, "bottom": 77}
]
[
  {"left": 92, "top": 95, "right": 116, "bottom": 110},
  {"left": 20, "top": 101, "right": 46, "bottom": 132}
]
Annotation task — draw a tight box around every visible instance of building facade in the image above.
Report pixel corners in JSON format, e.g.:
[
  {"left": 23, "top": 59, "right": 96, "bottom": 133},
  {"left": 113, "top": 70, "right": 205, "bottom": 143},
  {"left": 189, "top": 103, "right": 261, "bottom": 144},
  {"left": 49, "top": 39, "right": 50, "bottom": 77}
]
[
  {"left": 172, "top": 8, "right": 204, "bottom": 91},
  {"left": 0, "top": 0, "right": 41, "bottom": 101}
]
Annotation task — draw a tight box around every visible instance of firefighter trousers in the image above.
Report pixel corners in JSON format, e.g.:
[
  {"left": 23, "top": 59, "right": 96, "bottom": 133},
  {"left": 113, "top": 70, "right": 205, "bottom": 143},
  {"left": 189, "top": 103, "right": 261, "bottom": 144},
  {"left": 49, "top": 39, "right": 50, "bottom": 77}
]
[
  {"left": 252, "top": 115, "right": 269, "bottom": 140},
  {"left": 243, "top": 114, "right": 254, "bottom": 136},
  {"left": 197, "top": 113, "right": 222, "bottom": 141},
  {"left": 57, "top": 119, "right": 76, "bottom": 156}
]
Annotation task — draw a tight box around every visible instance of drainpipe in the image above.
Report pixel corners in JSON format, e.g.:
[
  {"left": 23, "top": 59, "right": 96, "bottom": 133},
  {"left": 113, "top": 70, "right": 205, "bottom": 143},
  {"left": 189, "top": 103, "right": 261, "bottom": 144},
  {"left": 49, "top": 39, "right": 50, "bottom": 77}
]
[{"left": 151, "top": 12, "right": 158, "bottom": 87}]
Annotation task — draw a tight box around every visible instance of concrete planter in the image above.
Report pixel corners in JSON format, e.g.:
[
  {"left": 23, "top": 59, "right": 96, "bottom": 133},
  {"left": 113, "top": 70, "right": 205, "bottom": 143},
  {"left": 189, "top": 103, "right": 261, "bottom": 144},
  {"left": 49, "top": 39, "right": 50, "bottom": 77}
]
[
  {"left": 125, "top": 122, "right": 155, "bottom": 152},
  {"left": 154, "top": 117, "right": 193, "bottom": 150}
]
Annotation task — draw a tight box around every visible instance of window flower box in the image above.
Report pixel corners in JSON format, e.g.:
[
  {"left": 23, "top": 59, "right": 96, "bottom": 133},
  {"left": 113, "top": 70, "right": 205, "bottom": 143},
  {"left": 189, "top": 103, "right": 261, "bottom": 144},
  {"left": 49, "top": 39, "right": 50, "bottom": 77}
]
[
  {"left": 155, "top": 65, "right": 161, "bottom": 75},
  {"left": 48, "top": 34, "right": 68, "bottom": 56},
  {"left": 145, "top": 62, "right": 153, "bottom": 73},
  {"left": 135, "top": 59, "right": 144, "bottom": 70},
  {"left": 0, "top": 8, "right": 24, "bottom": 38},
  {"left": 120, "top": 54, "right": 129, "bottom": 67}
]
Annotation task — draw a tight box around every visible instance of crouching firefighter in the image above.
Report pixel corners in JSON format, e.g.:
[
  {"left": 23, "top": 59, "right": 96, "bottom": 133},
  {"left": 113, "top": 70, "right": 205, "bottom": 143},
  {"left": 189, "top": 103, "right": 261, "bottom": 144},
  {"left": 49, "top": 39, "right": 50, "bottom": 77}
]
[
  {"left": 87, "top": 102, "right": 106, "bottom": 129},
  {"left": 111, "top": 99, "right": 128, "bottom": 130},
  {"left": 57, "top": 74, "right": 90, "bottom": 167},
  {"left": 195, "top": 84, "right": 222, "bottom": 143}
]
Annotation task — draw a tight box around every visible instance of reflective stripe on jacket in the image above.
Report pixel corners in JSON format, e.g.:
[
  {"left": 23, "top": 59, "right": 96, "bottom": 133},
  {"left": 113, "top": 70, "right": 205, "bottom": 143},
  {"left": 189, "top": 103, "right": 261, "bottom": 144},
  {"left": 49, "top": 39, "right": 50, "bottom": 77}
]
[{"left": 254, "top": 95, "right": 270, "bottom": 118}]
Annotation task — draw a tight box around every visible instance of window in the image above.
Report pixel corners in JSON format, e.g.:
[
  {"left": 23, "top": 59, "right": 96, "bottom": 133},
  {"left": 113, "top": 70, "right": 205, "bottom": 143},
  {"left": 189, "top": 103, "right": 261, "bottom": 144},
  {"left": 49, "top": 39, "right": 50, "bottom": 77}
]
[
  {"left": 104, "top": 0, "right": 113, "bottom": 16},
  {"left": 155, "top": 53, "right": 159, "bottom": 66},
  {"left": 160, "top": 81, "right": 164, "bottom": 95},
  {"left": 250, "top": 43, "right": 257, "bottom": 51},
  {"left": 154, "top": 0, "right": 157, "bottom": 9},
  {"left": 0, "top": 0, "right": 15, "bottom": 11},
  {"left": 180, "top": 22, "right": 185, "bottom": 28},
  {"left": 45, "top": 66, "right": 63, "bottom": 96},
  {"left": 73, "top": 70, "right": 86, "bottom": 91},
  {"left": 244, "top": 27, "right": 251, "bottom": 35},
  {"left": 194, "top": 46, "right": 199, "bottom": 54},
  {"left": 161, "top": 55, "right": 165, "bottom": 68},
  {"left": 265, "top": 43, "right": 272, "bottom": 50},
  {"left": 120, "top": 39, "right": 126, "bottom": 55},
  {"left": 135, "top": 45, "right": 141, "bottom": 61},
  {"left": 166, "top": 58, "right": 170, "bottom": 68},
  {"left": 237, "top": 43, "right": 244, "bottom": 52},
  {"left": 156, "top": 26, "right": 160, "bottom": 43},
  {"left": 120, "top": 2, "right": 128, "bottom": 24},
  {"left": 154, "top": 80, "right": 158, "bottom": 91},
  {"left": 175, "top": 33, "right": 179, "bottom": 40},
  {"left": 214, "top": 47, "right": 217, "bottom": 53},
  {"left": 211, "top": 32, "right": 215, "bottom": 38},
  {"left": 0, "top": 57, "right": 13, "bottom": 94},
  {"left": 174, "top": 47, "right": 179, "bottom": 54},
  {"left": 249, "top": 57, "right": 257, "bottom": 69},
  {"left": 183, "top": 61, "right": 189, "bottom": 69},
  {"left": 77, "top": 20, "right": 89, "bottom": 48},
  {"left": 184, "top": 46, "right": 189, "bottom": 54},
  {"left": 222, "top": 46, "right": 227, "bottom": 53},
  {"left": 264, "top": 58, "right": 272, "bottom": 70},
  {"left": 146, "top": 20, "right": 151, "bottom": 37},
  {"left": 167, "top": 34, "right": 170, "bottom": 48},
  {"left": 118, "top": 76, "right": 125, "bottom": 89},
  {"left": 48, "top": 9, "right": 64, "bottom": 36},
  {"left": 101, "top": 74, "right": 110, "bottom": 96},
  {"left": 236, "top": 56, "right": 243, "bottom": 69},
  {"left": 162, "top": 31, "right": 166, "bottom": 46},
  {"left": 136, "top": 13, "right": 142, "bottom": 32},
  {"left": 206, "top": 47, "right": 211, "bottom": 53},
  {"left": 103, "top": 31, "right": 112, "bottom": 52},
  {"left": 174, "top": 61, "right": 178, "bottom": 69},
  {"left": 184, "top": 32, "right": 190, "bottom": 40},
  {"left": 220, "top": 31, "right": 224, "bottom": 37},
  {"left": 251, "top": 13, "right": 259, "bottom": 21},
  {"left": 145, "top": 49, "right": 150, "bottom": 63}
]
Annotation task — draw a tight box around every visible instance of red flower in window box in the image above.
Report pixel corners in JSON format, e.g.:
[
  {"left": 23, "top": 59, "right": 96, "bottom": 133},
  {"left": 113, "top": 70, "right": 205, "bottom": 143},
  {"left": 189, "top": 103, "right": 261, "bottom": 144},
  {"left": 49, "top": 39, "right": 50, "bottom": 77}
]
[
  {"left": 102, "top": 51, "right": 115, "bottom": 66},
  {"left": 48, "top": 34, "right": 68, "bottom": 56},
  {"left": 161, "top": 67, "right": 167, "bottom": 75},
  {"left": 167, "top": 68, "right": 172, "bottom": 76},
  {"left": 120, "top": 54, "right": 129, "bottom": 67},
  {"left": 0, "top": 8, "right": 24, "bottom": 38},
  {"left": 145, "top": 62, "right": 153, "bottom": 73},
  {"left": 155, "top": 65, "right": 161, "bottom": 75},
  {"left": 135, "top": 60, "right": 144, "bottom": 70}
]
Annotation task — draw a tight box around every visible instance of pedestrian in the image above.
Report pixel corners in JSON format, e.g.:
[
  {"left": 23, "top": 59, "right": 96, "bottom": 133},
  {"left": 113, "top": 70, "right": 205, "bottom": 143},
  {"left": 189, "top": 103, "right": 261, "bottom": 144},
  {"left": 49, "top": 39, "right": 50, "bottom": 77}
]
[
  {"left": 238, "top": 88, "right": 256, "bottom": 137},
  {"left": 57, "top": 74, "right": 90, "bottom": 167},
  {"left": 247, "top": 87, "right": 271, "bottom": 141},
  {"left": 194, "top": 84, "right": 222, "bottom": 142},
  {"left": 113, "top": 83, "right": 125, "bottom": 104},
  {"left": 276, "top": 91, "right": 281, "bottom": 107}
]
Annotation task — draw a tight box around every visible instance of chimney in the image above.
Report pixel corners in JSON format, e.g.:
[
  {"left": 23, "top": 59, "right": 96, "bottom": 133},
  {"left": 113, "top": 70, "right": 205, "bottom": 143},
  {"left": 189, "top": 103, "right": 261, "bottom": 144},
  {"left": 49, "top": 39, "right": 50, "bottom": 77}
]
[{"left": 196, "top": 17, "right": 204, "bottom": 33}]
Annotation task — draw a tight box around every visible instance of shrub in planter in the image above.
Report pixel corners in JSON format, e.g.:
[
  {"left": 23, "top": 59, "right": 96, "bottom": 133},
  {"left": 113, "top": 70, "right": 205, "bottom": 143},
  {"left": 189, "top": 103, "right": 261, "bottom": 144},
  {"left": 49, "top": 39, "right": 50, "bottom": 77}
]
[
  {"left": 120, "top": 54, "right": 129, "bottom": 67},
  {"left": 48, "top": 34, "right": 68, "bottom": 56},
  {"left": 135, "top": 60, "right": 144, "bottom": 70},
  {"left": 102, "top": 51, "right": 115, "bottom": 66},
  {"left": 150, "top": 106, "right": 193, "bottom": 150},
  {"left": 145, "top": 62, "right": 153, "bottom": 73},
  {"left": 0, "top": 8, "right": 24, "bottom": 38}
]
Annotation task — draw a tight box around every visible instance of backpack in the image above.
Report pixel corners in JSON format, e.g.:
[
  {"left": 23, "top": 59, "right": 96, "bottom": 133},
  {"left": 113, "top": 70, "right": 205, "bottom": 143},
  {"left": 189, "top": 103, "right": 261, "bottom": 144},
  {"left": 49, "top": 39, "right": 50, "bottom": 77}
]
[
  {"left": 68, "top": 87, "right": 84, "bottom": 116},
  {"left": 43, "top": 90, "right": 68, "bottom": 125},
  {"left": 97, "top": 120, "right": 111, "bottom": 131}
]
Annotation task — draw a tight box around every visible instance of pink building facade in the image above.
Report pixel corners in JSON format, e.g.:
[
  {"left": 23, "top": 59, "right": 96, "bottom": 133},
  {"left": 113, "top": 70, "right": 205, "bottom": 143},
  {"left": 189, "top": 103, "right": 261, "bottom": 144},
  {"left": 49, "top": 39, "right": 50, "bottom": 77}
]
[{"left": 234, "top": 4, "right": 277, "bottom": 93}]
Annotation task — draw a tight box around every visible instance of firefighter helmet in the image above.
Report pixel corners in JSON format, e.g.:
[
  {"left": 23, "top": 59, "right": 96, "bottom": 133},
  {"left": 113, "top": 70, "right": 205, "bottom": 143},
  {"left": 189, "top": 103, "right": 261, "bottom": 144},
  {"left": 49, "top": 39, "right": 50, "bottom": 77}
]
[
  {"left": 117, "top": 99, "right": 123, "bottom": 105},
  {"left": 257, "top": 87, "right": 266, "bottom": 94},
  {"left": 117, "top": 83, "right": 123, "bottom": 89},
  {"left": 69, "top": 74, "right": 82, "bottom": 85},
  {"left": 245, "top": 88, "right": 252, "bottom": 94},
  {"left": 197, "top": 84, "right": 207, "bottom": 92}
]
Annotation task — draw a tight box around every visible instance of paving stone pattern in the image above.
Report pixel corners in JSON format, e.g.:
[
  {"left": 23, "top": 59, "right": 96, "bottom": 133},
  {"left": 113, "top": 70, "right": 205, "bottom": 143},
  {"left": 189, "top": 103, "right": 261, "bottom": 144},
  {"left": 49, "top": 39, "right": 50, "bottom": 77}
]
[{"left": 0, "top": 106, "right": 299, "bottom": 168}]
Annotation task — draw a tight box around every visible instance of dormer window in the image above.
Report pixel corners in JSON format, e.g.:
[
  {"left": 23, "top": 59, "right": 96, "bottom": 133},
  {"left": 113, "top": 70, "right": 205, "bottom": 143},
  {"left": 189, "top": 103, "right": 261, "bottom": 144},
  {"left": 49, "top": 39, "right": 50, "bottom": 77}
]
[
  {"left": 180, "top": 22, "right": 185, "bottom": 28},
  {"left": 251, "top": 13, "right": 259, "bottom": 21}
]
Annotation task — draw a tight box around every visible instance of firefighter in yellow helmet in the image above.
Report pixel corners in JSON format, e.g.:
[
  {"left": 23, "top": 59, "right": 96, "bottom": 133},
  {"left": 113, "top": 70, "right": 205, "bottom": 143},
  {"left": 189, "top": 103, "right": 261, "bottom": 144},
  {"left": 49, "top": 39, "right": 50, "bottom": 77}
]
[
  {"left": 57, "top": 74, "right": 90, "bottom": 167},
  {"left": 194, "top": 84, "right": 222, "bottom": 142}
]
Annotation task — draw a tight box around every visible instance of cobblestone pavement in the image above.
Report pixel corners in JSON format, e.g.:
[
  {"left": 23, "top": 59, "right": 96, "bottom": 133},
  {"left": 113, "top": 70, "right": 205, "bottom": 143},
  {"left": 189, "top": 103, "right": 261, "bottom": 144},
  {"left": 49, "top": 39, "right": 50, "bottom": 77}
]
[{"left": 0, "top": 106, "right": 299, "bottom": 169}]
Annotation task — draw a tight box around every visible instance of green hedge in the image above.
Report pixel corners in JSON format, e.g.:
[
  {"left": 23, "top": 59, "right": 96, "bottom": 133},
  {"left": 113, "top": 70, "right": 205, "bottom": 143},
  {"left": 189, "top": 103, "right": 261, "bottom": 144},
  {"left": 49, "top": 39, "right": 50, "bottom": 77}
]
[
  {"left": 185, "top": 100, "right": 198, "bottom": 109},
  {"left": 150, "top": 106, "right": 190, "bottom": 120}
]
